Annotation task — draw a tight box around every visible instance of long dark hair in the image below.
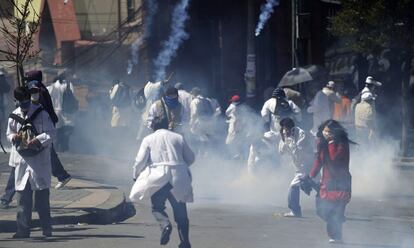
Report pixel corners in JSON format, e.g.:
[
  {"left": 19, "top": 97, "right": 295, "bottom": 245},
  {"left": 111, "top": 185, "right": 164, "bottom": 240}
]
[{"left": 317, "top": 119, "right": 356, "bottom": 145}]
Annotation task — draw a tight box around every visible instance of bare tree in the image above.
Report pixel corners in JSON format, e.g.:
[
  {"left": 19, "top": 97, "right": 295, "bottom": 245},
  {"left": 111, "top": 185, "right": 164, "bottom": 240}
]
[{"left": 0, "top": 0, "right": 40, "bottom": 86}]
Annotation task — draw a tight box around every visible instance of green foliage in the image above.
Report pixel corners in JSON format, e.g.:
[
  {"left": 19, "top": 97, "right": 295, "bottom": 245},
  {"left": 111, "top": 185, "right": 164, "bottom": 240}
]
[{"left": 330, "top": 0, "right": 414, "bottom": 54}]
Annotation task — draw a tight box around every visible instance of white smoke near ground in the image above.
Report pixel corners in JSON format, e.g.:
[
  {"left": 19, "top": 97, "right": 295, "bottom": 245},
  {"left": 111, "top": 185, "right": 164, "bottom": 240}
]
[
  {"left": 127, "top": 0, "right": 158, "bottom": 75},
  {"left": 255, "top": 0, "right": 279, "bottom": 37},
  {"left": 153, "top": 0, "right": 191, "bottom": 81}
]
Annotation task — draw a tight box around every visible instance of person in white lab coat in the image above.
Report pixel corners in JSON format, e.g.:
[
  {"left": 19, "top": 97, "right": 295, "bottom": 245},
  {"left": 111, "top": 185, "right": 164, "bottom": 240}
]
[
  {"left": 278, "top": 118, "right": 306, "bottom": 217},
  {"left": 261, "top": 88, "right": 301, "bottom": 134},
  {"left": 307, "top": 81, "right": 341, "bottom": 135},
  {"left": 175, "top": 83, "right": 193, "bottom": 123},
  {"left": 225, "top": 95, "right": 249, "bottom": 159},
  {"left": 129, "top": 117, "right": 195, "bottom": 248},
  {"left": 47, "top": 73, "right": 77, "bottom": 152},
  {"left": 7, "top": 87, "right": 56, "bottom": 238}
]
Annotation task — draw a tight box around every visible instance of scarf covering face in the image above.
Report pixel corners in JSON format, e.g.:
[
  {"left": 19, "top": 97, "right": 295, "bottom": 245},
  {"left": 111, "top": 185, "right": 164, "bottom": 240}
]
[{"left": 164, "top": 95, "right": 179, "bottom": 109}]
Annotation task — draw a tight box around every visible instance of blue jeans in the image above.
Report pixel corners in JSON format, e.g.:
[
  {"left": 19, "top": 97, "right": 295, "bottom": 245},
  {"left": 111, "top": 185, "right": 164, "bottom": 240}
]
[{"left": 288, "top": 185, "right": 302, "bottom": 216}]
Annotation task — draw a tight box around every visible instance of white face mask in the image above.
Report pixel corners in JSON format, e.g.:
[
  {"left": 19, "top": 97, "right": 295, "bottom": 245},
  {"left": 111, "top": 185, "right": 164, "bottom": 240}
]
[{"left": 31, "top": 93, "right": 40, "bottom": 102}]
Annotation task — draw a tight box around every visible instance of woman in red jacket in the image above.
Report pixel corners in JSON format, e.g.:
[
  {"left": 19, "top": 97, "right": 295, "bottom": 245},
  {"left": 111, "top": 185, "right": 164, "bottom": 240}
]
[{"left": 309, "top": 119, "right": 354, "bottom": 244}]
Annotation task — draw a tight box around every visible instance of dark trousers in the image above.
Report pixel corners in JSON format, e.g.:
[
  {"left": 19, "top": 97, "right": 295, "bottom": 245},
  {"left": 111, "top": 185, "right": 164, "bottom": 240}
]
[
  {"left": 1, "top": 167, "right": 15, "bottom": 203},
  {"left": 288, "top": 185, "right": 302, "bottom": 216},
  {"left": 51, "top": 146, "right": 71, "bottom": 181},
  {"left": 151, "top": 184, "right": 191, "bottom": 248},
  {"left": 1, "top": 148, "right": 69, "bottom": 204},
  {"left": 57, "top": 126, "right": 73, "bottom": 152},
  {"left": 316, "top": 197, "right": 346, "bottom": 240},
  {"left": 16, "top": 182, "right": 52, "bottom": 235}
]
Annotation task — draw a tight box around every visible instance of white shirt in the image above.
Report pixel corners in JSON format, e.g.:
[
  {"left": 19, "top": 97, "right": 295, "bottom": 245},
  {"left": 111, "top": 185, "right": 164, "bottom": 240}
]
[
  {"left": 7, "top": 104, "right": 56, "bottom": 191},
  {"left": 47, "top": 80, "right": 76, "bottom": 128},
  {"left": 129, "top": 129, "right": 195, "bottom": 202},
  {"left": 261, "top": 98, "right": 301, "bottom": 133}
]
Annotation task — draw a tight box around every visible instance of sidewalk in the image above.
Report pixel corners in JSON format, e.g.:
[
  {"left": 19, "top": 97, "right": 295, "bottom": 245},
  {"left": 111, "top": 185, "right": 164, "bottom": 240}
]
[{"left": 0, "top": 155, "right": 135, "bottom": 233}]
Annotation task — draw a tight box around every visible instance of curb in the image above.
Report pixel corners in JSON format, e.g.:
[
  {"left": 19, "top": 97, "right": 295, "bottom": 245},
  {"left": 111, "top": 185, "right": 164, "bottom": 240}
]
[{"left": 0, "top": 181, "right": 136, "bottom": 233}]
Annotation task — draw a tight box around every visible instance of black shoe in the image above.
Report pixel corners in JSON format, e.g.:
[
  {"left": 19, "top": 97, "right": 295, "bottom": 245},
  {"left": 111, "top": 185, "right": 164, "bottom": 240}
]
[
  {"left": 160, "top": 224, "right": 172, "bottom": 245},
  {"left": 12, "top": 232, "right": 30, "bottom": 239},
  {"left": 0, "top": 200, "right": 10, "bottom": 209}
]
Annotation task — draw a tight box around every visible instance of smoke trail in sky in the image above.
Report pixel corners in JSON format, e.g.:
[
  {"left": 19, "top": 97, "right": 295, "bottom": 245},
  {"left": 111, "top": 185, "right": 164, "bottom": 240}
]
[
  {"left": 255, "top": 0, "right": 279, "bottom": 37},
  {"left": 153, "top": 0, "right": 190, "bottom": 81},
  {"left": 127, "top": 0, "right": 158, "bottom": 74}
]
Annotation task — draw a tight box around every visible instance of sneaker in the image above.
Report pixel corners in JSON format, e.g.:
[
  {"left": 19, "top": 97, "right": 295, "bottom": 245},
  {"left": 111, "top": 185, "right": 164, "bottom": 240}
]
[
  {"left": 283, "top": 211, "right": 302, "bottom": 218},
  {"left": 55, "top": 176, "right": 72, "bottom": 189},
  {"left": 160, "top": 224, "right": 172, "bottom": 245},
  {"left": 329, "top": 239, "right": 343, "bottom": 244},
  {"left": 0, "top": 200, "right": 10, "bottom": 209}
]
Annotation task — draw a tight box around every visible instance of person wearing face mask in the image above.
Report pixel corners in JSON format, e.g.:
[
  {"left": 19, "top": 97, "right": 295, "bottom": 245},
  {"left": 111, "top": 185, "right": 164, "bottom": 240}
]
[
  {"left": 308, "top": 119, "right": 354, "bottom": 244},
  {"left": 25, "top": 75, "right": 72, "bottom": 190},
  {"left": 6, "top": 86, "right": 56, "bottom": 238},
  {"left": 146, "top": 87, "right": 183, "bottom": 134},
  {"left": 278, "top": 118, "right": 306, "bottom": 217}
]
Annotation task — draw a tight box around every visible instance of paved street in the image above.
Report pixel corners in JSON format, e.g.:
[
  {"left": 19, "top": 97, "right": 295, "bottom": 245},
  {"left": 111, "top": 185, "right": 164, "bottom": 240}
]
[{"left": 1, "top": 153, "right": 414, "bottom": 248}]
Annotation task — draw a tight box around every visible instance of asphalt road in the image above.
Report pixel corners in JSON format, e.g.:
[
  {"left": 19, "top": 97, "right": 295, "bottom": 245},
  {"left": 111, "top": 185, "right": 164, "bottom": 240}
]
[{"left": 0, "top": 153, "right": 413, "bottom": 248}]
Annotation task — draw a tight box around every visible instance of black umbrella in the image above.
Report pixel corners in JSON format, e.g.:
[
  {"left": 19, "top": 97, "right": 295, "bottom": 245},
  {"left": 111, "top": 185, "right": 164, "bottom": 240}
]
[{"left": 278, "top": 65, "right": 328, "bottom": 87}]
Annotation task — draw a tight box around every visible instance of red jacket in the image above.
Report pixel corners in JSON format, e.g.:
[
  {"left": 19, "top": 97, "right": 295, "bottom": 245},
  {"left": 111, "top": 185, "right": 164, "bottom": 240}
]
[{"left": 310, "top": 140, "right": 351, "bottom": 202}]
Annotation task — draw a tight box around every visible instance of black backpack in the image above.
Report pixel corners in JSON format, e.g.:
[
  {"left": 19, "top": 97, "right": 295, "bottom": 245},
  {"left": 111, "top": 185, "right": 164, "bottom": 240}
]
[
  {"left": 197, "top": 98, "right": 214, "bottom": 117},
  {"left": 62, "top": 83, "right": 79, "bottom": 114},
  {"left": 9, "top": 107, "right": 45, "bottom": 157},
  {"left": 273, "top": 97, "right": 293, "bottom": 118}
]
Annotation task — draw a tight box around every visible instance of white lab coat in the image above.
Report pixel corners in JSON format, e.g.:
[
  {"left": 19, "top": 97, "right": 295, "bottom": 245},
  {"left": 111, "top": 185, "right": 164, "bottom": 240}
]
[
  {"left": 47, "top": 80, "right": 76, "bottom": 128},
  {"left": 189, "top": 95, "right": 213, "bottom": 136},
  {"left": 129, "top": 129, "right": 195, "bottom": 203},
  {"left": 178, "top": 89, "right": 193, "bottom": 122},
  {"left": 307, "top": 87, "right": 341, "bottom": 133},
  {"left": 142, "top": 81, "right": 166, "bottom": 122},
  {"left": 261, "top": 98, "right": 301, "bottom": 133},
  {"left": 109, "top": 83, "right": 132, "bottom": 127},
  {"left": 7, "top": 104, "right": 56, "bottom": 191},
  {"left": 225, "top": 102, "right": 246, "bottom": 145}
]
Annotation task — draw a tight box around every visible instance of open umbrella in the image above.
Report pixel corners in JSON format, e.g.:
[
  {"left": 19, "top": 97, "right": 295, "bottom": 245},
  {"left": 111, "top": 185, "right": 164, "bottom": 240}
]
[
  {"left": 278, "top": 68, "right": 313, "bottom": 87},
  {"left": 278, "top": 65, "right": 328, "bottom": 87}
]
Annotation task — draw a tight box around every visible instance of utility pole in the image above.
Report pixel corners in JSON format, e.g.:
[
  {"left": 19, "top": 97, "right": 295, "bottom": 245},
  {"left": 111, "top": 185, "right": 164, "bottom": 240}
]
[
  {"left": 117, "top": 0, "right": 122, "bottom": 45},
  {"left": 291, "top": 0, "right": 298, "bottom": 68},
  {"left": 245, "top": 0, "right": 256, "bottom": 101}
]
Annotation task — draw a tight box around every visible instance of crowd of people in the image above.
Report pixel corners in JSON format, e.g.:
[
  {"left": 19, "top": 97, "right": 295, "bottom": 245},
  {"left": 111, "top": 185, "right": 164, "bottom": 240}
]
[{"left": 0, "top": 68, "right": 384, "bottom": 245}]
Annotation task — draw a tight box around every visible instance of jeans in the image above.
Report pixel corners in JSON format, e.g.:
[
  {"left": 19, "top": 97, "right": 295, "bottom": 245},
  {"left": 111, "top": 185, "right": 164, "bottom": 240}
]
[
  {"left": 288, "top": 185, "right": 302, "bottom": 216},
  {"left": 57, "top": 126, "right": 73, "bottom": 152},
  {"left": 16, "top": 182, "right": 52, "bottom": 235},
  {"left": 151, "top": 183, "right": 191, "bottom": 248},
  {"left": 1, "top": 167, "right": 15, "bottom": 204},
  {"left": 316, "top": 197, "right": 346, "bottom": 240}
]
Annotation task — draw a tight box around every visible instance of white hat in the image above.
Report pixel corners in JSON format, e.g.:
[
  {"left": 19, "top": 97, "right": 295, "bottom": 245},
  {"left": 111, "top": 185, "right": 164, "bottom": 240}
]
[
  {"left": 326, "top": 81, "right": 335, "bottom": 88},
  {"left": 365, "top": 76, "right": 382, "bottom": 86},
  {"left": 361, "top": 91, "right": 375, "bottom": 101}
]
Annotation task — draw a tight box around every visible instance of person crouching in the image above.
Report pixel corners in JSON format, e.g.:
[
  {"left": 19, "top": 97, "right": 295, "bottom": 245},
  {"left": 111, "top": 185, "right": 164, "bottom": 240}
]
[
  {"left": 129, "top": 117, "right": 195, "bottom": 248},
  {"left": 7, "top": 87, "right": 56, "bottom": 238},
  {"left": 278, "top": 118, "right": 306, "bottom": 217}
]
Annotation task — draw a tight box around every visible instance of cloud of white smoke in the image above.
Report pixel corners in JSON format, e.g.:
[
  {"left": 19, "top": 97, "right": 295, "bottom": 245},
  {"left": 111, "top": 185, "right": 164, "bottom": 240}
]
[{"left": 255, "top": 0, "right": 279, "bottom": 37}]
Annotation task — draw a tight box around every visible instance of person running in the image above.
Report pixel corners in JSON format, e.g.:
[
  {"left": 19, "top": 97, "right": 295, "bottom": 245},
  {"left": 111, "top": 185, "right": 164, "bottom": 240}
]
[
  {"left": 309, "top": 119, "right": 353, "bottom": 244},
  {"left": 129, "top": 117, "right": 195, "bottom": 248}
]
